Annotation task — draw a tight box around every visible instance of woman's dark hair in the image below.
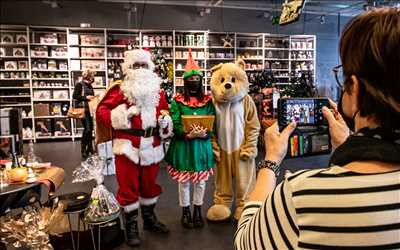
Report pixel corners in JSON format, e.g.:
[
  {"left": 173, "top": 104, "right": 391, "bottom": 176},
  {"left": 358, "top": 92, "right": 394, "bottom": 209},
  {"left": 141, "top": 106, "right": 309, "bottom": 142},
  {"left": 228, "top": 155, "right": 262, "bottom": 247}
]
[{"left": 339, "top": 7, "right": 400, "bottom": 130}]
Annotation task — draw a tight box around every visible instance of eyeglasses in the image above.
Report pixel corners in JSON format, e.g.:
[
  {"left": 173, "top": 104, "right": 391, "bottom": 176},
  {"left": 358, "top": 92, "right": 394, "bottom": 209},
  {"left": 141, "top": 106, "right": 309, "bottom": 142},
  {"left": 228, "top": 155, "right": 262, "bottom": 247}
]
[{"left": 332, "top": 64, "right": 344, "bottom": 89}]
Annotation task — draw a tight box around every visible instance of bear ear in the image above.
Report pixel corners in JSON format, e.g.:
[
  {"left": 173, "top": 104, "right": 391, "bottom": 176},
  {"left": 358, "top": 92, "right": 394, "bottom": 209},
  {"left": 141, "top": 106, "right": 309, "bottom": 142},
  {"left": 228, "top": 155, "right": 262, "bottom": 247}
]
[
  {"left": 211, "top": 63, "right": 223, "bottom": 73},
  {"left": 235, "top": 59, "right": 246, "bottom": 71}
]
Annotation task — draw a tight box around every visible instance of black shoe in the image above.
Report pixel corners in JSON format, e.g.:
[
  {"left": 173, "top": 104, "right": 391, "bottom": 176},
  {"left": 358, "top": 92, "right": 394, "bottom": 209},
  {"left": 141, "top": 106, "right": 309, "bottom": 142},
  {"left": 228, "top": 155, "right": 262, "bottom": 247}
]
[
  {"left": 141, "top": 204, "right": 169, "bottom": 234},
  {"left": 193, "top": 205, "right": 204, "bottom": 228},
  {"left": 181, "top": 206, "right": 193, "bottom": 229},
  {"left": 81, "top": 143, "right": 88, "bottom": 159},
  {"left": 125, "top": 210, "right": 141, "bottom": 246}
]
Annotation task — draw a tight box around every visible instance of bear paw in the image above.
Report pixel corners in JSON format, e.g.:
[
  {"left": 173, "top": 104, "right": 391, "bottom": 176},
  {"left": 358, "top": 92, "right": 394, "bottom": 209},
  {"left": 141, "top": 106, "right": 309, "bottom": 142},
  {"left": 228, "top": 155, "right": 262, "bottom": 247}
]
[{"left": 206, "top": 204, "right": 231, "bottom": 221}]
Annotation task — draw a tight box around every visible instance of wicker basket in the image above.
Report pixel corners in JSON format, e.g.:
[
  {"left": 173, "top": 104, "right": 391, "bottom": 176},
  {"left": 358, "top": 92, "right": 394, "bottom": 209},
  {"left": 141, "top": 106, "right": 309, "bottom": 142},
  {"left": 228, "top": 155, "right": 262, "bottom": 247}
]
[{"left": 181, "top": 115, "right": 215, "bottom": 133}]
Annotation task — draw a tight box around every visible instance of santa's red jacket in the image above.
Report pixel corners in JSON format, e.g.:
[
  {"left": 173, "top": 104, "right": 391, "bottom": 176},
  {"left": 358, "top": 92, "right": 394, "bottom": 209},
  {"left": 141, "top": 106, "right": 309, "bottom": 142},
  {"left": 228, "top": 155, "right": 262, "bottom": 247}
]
[{"left": 96, "top": 82, "right": 172, "bottom": 166}]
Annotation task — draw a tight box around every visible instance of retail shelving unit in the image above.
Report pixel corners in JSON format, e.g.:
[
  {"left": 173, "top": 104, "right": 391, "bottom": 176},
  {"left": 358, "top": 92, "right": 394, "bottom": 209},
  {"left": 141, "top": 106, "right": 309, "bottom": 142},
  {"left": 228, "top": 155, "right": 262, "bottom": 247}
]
[{"left": 0, "top": 24, "right": 315, "bottom": 142}]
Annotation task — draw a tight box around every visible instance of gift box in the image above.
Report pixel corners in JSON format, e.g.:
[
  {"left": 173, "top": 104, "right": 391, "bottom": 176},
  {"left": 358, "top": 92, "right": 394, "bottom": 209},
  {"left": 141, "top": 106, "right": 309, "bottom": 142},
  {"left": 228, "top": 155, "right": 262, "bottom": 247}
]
[
  {"left": 15, "top": 34, "right": 27, "bottom": 44},
  {"left": 12, "top": 48, "right": 25, "bottom": 57},
  {"left": 31, "top": 46, "right": 49, "bottom": 57},
  {"left": 68, "top": 34, "right": 79, "bottom": 45},
  {"left": 53, "top": 90, "right": 69, "bottom": 99},
  {"left": 17, "top": 61, "right": 28, "bottom": 70},
  {"left": 48, "top": 60, "right": 57, "bottom": 70},
  {"left": 50, "top": 103, "right": 62, "bottom": 116},
  {"left": 54, "top": 118, "right": 71, "bottom": 136},
  {"left": 4, "top": 61, "right": 17, "bottom": 70},
  {"left": 34, "top": 90, "right": 52, "bottom": 99},
  {"left": 35, "top": 119, "right": 52, "bottom": 137},
  {"left": 80, "top": 34, "right": 105, "bottom": 46},
  {"left": 81, "top": 48, "right": 105, "bottom": 58},
  {"left": 70, "top": 60, "right": 81, "bottom": 70},
  {"left": 1, "top": 34, "right": 13, "bottom": 43},
  {"left": 51, "top": 47, "right": 67, "bottom": 57},
  {"left": 59, "top": 61, "right": 68, "bottom": 70},
  {"left": 181, "top": 115, "right": 215, "bottom": 133},
  {"left": 81, "top": 60, "right": 105, "bottom": 70},
  {"left": 33, "top": 104, "right": 50, "bottom": 116},
  {"left": 40, "top": 33, "right": 58, "bottom": 45}
]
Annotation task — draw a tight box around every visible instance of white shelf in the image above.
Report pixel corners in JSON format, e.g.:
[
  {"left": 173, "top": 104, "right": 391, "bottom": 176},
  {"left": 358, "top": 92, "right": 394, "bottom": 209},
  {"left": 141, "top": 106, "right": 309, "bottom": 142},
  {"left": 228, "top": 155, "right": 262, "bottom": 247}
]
[
  {"left": 0, "top": 95, "right": 30, "bottom": 98},
  {"left": 175, "top": 46, "right": 205, "bottom": 49},
  {"left": 265, "top": 47, "right": 289, "bottom": 50},
  {"left": 69, "top": 44, "right": 105, "bottom": 48},
  {"left": 0, "top": 56, "right": 29, "bottom": 59},
  {"left": 31, "top": 69, "right": 69, "bottom": 72},
  {"left": 31, "top": 56, "right": 68, "bottom": 59},
  {"left": 291, "top": 48, "right": 314, "bottom": 51},
  {"left": 32, "top": 86, "right": 69, "bottom": 89},
  {"left": 0, "top": 43, "right": 28, "bottom": 46},
  {"left": 30, "top": 43, "right": 68, "bottom": 46},
  {"left": 107, "top": 57, "right": 124, "bottom": 60},
  {"left": 143, "top": 46, "right": 173, "bottom": 49},
  {"left": 291, "top": 59, "right": 313, "bottom": 61},
  {"left": 208, "top": 46, "right": 234, "bottom": 49},
  {"left": 0, "top": 69, "right": 29, "bottom": 72},
  {"left": 0, "top": 86, "right": 30, "bottom": 89},
  {"left": 237, "top": 47, "right": 263, "bottom": 50},
  {"left": 32, "top": 78, "right": 69, "bottom": 80},
  {"left": 33, "top": 99, "right": 70, "bottom": 102},
  {"left": 241, "top": 58, "right": 263, "bottom": 61},
  {"left": 0, "top": 78, "right": 30, "bottom": 81},
  {"left": 207, "top": 58, "right": 234, "bottom": 61},
  {"left": 71, "top": 57, "right": 105, "bottom": 60},
  {"left": 265, "top": 58, "right": 289, "bottom": 61},
  {"left": 0, "top": 103, "right": 31, "bottom": 107},
  {"left": 35, "top": 115, "right": 68, "bottom": 119},
  {"left": 107, "top": 45, "right": 128, "bottom": 48},
  {"left": 70, "top": 70, "right": 105, "bottom": 72}
]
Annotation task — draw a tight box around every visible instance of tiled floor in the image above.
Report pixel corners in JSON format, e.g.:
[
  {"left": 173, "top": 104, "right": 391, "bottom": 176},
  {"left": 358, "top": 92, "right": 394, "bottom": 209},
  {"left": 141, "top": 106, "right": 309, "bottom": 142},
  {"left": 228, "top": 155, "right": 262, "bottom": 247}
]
[{"left": 31, "top": 141, "right": 330, "bottom": 250}]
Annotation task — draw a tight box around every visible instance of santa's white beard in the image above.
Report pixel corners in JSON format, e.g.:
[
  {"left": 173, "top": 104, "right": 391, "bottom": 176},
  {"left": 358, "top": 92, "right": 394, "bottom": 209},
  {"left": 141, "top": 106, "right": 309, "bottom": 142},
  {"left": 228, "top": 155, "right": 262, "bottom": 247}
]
[{"left": 121, "top": 68, "right": 161, "bottom": 129}]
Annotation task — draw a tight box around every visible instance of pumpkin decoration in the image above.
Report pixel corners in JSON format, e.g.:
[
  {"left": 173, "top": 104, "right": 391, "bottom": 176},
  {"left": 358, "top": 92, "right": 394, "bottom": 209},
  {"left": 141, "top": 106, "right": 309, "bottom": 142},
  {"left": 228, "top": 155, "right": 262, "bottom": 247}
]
[{"left": 8, "top": 167, "right": 28, "bottom": 182}]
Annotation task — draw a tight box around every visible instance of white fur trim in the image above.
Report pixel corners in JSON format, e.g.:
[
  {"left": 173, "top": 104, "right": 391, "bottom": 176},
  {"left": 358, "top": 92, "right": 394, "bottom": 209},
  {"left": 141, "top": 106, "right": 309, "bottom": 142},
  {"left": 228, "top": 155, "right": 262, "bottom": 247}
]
[
  {"left": 127, "top": 105, "right": 140, "bottom": 116},
  {"left": 111, "top": 104, "right": 131, "bottom": 130},
  {"left": 113, "top": 138, "right": 139, "bottom": 164},
  {"left": 158, "top": 115, "right": 173, "bottom": 139},
  {"left": 112, "top": 137, "right": 164, "bottom": 166},
  {"left": 122, "top": 49, "right": 155, "bottom": 73},
  {"left": 139, "top": 137, "right": 165, "bottom": 166},
  {"left": 123, "top": 201, "right": 139, "bottom": 213},
  {"left": 139, "top": 196, "right": 159, "bottom": 206}
]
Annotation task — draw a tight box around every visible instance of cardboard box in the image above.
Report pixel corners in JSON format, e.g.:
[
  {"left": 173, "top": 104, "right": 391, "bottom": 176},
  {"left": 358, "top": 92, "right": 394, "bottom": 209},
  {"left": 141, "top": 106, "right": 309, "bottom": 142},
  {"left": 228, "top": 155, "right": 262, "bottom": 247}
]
[{"left": 33, "top": 104, "right": 50, "bottom": 116}]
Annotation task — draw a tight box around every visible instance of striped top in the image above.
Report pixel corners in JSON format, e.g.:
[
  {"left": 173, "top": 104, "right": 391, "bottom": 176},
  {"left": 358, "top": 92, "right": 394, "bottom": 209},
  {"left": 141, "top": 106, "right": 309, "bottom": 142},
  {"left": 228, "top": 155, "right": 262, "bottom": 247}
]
[{"left": 234, "top": 166, "right": 400, "bottom": 250}]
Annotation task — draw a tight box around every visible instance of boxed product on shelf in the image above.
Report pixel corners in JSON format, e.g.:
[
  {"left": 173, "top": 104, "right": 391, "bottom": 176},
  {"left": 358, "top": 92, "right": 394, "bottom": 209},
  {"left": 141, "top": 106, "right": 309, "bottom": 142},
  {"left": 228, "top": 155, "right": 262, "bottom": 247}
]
[
  {"left": 68, "top": 33, "right": 79, "bottom": 45},
  {"left": 81, "top": 60, "right": 105, "bottom": 70},
  {"left": 54, "top": 118, "right": 71, "bottom": 136},
  {"left": 35, "top": 119, "right": 52, "bottom": 137},
  {"left": 40, "top": 33, "right": 58, "bottom": 45},
  {"left": 58, "top": 61, "right": 68, "bottom": 70},
  {"left": 51, "top": 47, "right": 68, "bottom": 57},
  {"left": 33, "top": 90, "right": 52, "bottom": 99},
  {"left": 4, "top": 61, "right": 17, "bottom": 70},
  {"left": 81, "top": 48, "right": 105, "bottom": 58},
  {"left": 93, "top": 76, "right": 104, "bottom": 87},
  {"left": 16, "top": 34, "right": 28, "bottom": 44},
  {"left": 0, "top": 48, "right": 4, "bottom": 57},
  {"left": 17, "top": 61, "right": 28, "bottom": 70},
  {"left": 31, "top": 60, "right": 47, "bottom": 70},
  {"left": 48, "top": 60, "right": 57, "bottom": 70},
  {"left": 12, "top": 48, "right": 25, "bottom": 57},
  {"left": 31, "top": 46, "right": 48, "bottom": 57},
  {"left": 175, "top": 51, "right": 182, "bottom": 58},
  {"left": 70, "top": 60, "right": 81, "bottom": 70},
  {"left": 53, "top": 90, "right": 69, "bottom": 99},
  {"left": 33, "top": 103, "right": 50, "bottom": 116},
  {"left": 69, "top": 47, "right": 80, "bottom": 58},
  {"left": 1, "top": 34, "right": 13, "bottom": 43},
  {"left": 80, "top": 34, "right": 105, "bottom": 46},
  {"left": 51, "top": 103, "right": 62, "bottom": 116}
]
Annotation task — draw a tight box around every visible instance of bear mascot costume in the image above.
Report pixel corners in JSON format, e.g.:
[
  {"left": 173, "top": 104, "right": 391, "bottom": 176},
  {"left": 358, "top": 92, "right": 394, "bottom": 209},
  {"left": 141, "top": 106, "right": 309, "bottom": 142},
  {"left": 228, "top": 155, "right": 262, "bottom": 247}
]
[{"left": 207, "top": 59, "right": 260, "bottom": 221}]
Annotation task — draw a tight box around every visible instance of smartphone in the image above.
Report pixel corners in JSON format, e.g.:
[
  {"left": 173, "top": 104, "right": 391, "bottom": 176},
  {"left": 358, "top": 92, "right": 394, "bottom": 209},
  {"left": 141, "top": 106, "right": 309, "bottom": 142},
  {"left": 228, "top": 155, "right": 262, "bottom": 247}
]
[{"left": 278, "top": 97, "right": 329, "bottom": 127}]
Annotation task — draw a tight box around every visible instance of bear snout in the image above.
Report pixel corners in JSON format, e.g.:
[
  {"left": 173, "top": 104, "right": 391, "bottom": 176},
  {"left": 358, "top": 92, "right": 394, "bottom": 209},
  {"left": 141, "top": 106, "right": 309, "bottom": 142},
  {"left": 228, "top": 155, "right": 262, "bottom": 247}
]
[{"left": 224, "top": 83, "right": 232, "bottom": 89}]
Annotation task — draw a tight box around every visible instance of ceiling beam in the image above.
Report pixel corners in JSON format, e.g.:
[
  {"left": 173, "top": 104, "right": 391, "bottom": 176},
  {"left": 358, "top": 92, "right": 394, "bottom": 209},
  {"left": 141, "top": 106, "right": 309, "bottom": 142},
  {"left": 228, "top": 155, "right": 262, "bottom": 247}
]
[{"left": 97, "top": 0, "right": 365, "bottom": 16}]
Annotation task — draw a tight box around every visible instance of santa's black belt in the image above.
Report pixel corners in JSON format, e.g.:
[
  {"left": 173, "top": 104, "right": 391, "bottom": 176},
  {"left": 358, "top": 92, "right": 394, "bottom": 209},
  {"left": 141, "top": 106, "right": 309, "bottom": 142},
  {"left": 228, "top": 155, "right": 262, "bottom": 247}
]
[{"left": 121, "top": 127, "right": 157, "bottom": 138}]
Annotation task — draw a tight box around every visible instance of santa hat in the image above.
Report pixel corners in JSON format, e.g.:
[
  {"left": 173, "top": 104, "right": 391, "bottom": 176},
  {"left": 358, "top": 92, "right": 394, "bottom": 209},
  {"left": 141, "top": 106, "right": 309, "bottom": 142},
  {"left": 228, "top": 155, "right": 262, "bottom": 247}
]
[
  {"left": 122, "top": 49, "right": 155, "bottom": 74},
  {"left": 183, "top": 48, "right": 203, "bottom": 79}
]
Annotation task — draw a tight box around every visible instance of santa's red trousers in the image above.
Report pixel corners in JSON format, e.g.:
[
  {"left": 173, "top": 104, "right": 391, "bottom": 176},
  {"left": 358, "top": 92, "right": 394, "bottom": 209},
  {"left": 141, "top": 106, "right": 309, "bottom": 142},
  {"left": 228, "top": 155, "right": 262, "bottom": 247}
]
[{"left": 115, "top": 155, "right": 162, "bottom": 207}]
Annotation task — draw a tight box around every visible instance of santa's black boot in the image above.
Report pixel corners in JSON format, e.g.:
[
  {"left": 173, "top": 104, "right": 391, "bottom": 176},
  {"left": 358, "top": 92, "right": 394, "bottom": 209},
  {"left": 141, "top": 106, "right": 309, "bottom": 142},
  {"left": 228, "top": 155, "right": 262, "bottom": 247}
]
[
  {"left": 193, "top": 205, "right": 204, "bottom": 228},
  {"left": 141, "top": 204, "right": 169, "bottom": 233},
  {"left": 125, "top": 210, "right": 141, "bottom": 246},
  {"left": 181, "top": 206, "right": 193, "bottom": 228}
]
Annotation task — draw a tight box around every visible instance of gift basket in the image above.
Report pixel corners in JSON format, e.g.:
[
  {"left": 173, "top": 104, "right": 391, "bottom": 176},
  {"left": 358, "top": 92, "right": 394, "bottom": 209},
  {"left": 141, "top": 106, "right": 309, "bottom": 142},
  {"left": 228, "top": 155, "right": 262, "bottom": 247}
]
[
  {"left": 0, "top": 203, "right": 67, "bottom": 250},
  {"left": 72, "top": 155, "right": 120, "bottom": 223}
]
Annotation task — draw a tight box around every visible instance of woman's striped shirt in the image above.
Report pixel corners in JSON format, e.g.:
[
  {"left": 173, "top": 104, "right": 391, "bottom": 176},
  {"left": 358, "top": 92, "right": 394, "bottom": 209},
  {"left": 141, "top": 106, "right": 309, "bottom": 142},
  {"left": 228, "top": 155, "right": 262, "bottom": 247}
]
[{"left": 234, "top": 166, "right": 400, "bottom": 250}]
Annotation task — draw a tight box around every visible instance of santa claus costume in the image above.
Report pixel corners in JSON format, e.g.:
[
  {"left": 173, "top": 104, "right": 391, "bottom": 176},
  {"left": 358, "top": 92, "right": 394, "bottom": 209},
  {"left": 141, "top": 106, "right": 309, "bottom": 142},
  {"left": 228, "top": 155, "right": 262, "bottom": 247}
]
[{"left": 96, "top": 49, "right": 173, "bottom": 246}]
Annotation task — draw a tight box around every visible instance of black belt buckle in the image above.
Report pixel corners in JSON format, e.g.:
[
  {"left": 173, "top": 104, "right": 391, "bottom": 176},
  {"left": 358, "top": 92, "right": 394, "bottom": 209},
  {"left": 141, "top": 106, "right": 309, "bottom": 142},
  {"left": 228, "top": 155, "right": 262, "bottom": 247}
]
[{"left": 144, "top": 127, "right": 154, "bottom": 138}]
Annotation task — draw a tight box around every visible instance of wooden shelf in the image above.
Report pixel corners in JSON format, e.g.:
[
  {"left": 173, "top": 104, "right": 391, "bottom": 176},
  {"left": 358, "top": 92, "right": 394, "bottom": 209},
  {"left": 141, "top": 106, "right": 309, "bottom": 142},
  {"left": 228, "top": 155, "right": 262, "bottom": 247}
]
[
  {"left": 69, "top": 44, "right": 105, "bottom": 48},
  {"left": 0, "top": 86, "right": 30, "bottom": 89}
]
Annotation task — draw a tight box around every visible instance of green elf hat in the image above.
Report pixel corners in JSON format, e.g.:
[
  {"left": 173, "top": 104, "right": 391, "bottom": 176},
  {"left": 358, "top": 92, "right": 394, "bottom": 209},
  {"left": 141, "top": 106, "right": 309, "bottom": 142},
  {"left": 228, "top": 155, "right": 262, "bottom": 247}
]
[{"left": 183, "top": 48, "right": 203, "bottom": 80}]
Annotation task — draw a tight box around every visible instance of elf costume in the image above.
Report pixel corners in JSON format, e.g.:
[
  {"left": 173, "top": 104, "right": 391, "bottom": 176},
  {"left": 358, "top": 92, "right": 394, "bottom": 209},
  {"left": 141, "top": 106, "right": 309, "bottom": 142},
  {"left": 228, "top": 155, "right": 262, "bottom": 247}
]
[{"left": 165, "top": 49, "right": 215, "bottom": 228}]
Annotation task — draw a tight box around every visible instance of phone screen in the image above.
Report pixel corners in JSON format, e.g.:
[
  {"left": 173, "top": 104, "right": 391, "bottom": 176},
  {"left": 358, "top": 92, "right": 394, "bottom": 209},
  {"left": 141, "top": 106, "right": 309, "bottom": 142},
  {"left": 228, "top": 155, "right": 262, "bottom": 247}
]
[{"left": 284, "top": 99, "right": 316, "bottom": 125}]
